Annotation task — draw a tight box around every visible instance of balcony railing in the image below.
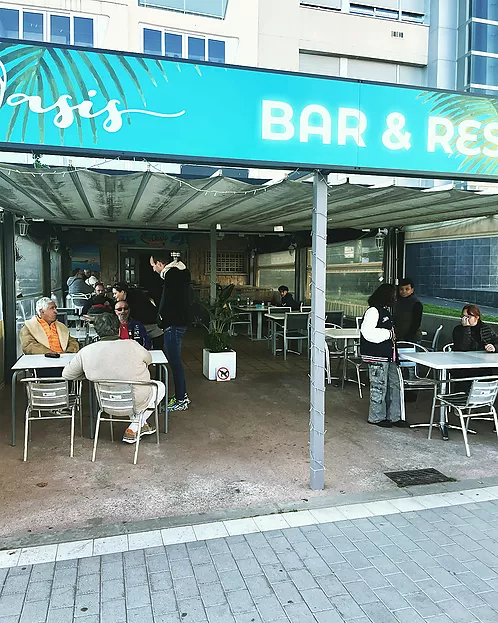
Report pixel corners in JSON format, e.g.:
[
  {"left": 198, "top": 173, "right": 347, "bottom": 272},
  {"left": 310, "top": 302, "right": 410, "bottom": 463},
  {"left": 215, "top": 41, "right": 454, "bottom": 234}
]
[{"left": 138, "top": 0, "right": 228, "bottom": 19}]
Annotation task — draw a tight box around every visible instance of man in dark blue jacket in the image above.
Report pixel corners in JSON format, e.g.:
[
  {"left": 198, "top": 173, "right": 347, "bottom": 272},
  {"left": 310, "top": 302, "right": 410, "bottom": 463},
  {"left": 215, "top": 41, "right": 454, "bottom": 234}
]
[{"left": 114, "top": 300, "right": 151, "bottom": 349}]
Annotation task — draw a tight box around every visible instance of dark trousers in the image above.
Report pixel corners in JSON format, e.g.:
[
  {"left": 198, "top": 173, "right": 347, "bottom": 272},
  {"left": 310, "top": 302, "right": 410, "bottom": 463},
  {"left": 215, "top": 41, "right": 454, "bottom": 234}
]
[{"left": 164, "top": 326, "right": 187, "bottom": 400}]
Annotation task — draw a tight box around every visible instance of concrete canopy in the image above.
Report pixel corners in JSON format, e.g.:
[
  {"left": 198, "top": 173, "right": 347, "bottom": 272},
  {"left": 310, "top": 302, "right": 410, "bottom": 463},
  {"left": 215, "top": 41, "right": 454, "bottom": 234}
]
[{"left": 1, "top": 164, "right": 498, "bottom": 231}]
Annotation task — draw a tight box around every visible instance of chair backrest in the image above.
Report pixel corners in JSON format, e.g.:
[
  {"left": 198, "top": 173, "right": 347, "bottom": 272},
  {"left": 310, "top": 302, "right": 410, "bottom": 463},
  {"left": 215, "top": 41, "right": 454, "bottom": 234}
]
[
  {"left": 300, "top": 305, "right": 312, "bottom": 312},
  {"left": 432, "top": 324, "right": 444, "bottom": 351},
  {"left": 285, "top": 312, "right": 309, "bottom": 332},
  {"left": 442, "top": 343, "right": 453, "bottom": 352},
  {"left": 94, "top": 381, "right": 136, "bottom": 416},
  {"left": 325, "top": 311, "right": 344, "bottom": 327},
  {"left": 355, "top": 316, "right": 363, "bottom": 329},
  {"left": 23, "top": 379, "right": 69, "bottom": 410},
  {"left": 467, "top": 379, "right": 498, "bottom": 407},
  {"left": 268, "top": 306, "right": 290, "bottom": 315},
  {"left": 397, "top": 341, "right": 429, "bottom": 369}
]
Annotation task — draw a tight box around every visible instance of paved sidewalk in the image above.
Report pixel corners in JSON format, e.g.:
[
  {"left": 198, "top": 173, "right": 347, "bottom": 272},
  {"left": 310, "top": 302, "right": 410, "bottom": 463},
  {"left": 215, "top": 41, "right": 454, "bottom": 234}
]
[{"left": 2, "top": 498, "right": 498, "bottom": 622}]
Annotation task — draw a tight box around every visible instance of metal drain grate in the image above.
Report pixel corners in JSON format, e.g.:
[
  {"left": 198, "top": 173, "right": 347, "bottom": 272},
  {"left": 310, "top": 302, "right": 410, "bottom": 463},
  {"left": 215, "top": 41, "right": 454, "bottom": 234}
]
[{"left": 385, "top": 468, "right": 456, "bottom": 488}]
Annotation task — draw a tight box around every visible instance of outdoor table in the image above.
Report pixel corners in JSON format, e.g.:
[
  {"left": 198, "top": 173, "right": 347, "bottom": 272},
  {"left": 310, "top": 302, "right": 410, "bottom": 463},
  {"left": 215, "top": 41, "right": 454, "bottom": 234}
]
[
  {"left": 400, "top": 350, "right": 498, "bottom": 439},
  {"left": 235, "top": 305, "right": 268, "bottom": 340},
  {"left": 325, "top": 328, "right": 361, "bottom": 388},
  {"left": 10, "top": 350, "right": 169, "bottom": 446},
  {"left": 70, "top": 326, "right": 98, "bottom": 345}
]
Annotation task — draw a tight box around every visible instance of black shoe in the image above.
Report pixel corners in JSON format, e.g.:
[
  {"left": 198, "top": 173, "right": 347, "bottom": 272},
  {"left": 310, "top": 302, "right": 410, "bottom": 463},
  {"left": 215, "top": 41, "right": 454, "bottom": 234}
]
[
  {"left": 392, "top": 420, "right": 410, "bottom": 428},
  {"left": 368, "top": 419, "right": 392, "bottom": 428}
]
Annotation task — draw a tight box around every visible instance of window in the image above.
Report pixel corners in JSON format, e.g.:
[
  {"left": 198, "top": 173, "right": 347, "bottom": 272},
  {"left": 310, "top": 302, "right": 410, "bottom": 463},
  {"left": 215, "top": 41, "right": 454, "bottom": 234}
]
[
  {"left": 50, "top": 15, "right": 70, "bottom": 45},
  {"left": 348, "top": 2, "right": 425, "bottom": 23},
  {"left": 471, "top": 54, "right": 498, "bottom": 87},
  {"left": 256, "top": 251, "right": 296, "bottom": 289},
  {"left": 137, "top": 0, "right": 229, "bottom": 19},
  {"left": 205, "top": 251, "right": 246, "bottom": 274},
  {"left": 471, "top": 22, "right": 498, "bottom": 55},
  {"left": 472, "top": 0, "right": 498, "bottom": 22},
  {"left": 0, "top": 7, "right": 94, "bottom": 47},
  {"left": 307, "top": 239, "right": 383, "bottom": 311},
  {"left": 144, "top": 28, "right": 161, "bottom": 55},
  {"left": 23, "top": 12, "right": 43, "bottom": 42},
  {"left": 0, "top": 8, "right": 19, "bottom": 38},
  {"left": 165, "top": 32, "right": 182, "bottom": 58},
  {"left": 15, "top": 237, "right": 43, "bottom": 298},
  {"left": 143, "top": 28, "right": 226, "bottom": 63}
]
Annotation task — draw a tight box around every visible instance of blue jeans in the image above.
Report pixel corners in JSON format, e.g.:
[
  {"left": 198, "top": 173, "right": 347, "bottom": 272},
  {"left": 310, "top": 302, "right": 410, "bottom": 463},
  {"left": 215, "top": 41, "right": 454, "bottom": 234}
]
[{"left": 164, "top": 326, "right": 187, "bottom": 400}]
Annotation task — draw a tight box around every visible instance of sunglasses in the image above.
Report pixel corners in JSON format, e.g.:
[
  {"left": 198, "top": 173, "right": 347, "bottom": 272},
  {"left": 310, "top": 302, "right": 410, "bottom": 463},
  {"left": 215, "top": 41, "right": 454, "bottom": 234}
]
[{"left": 116, "top": 306, "right": 129, "bottom": 311}]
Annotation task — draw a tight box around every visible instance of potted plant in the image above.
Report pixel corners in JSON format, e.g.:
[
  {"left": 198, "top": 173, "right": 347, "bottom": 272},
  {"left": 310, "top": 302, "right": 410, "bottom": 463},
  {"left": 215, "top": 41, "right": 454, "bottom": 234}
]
[{"left": 202, "top": 284, "right": 237, "bottom": 381}]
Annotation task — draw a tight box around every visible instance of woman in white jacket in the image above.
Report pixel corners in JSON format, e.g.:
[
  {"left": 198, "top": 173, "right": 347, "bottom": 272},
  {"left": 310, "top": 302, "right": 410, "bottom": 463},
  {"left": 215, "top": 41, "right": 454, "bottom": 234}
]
[{"left": 360, "top": 284, "right": 408, "bottom": 428}]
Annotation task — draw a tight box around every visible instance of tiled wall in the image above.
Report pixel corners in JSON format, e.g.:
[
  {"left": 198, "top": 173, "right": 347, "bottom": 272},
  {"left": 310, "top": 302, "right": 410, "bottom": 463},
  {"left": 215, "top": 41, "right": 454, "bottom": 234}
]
[{"left": 406, "top": 237, "right": 498, "bottom": 307}]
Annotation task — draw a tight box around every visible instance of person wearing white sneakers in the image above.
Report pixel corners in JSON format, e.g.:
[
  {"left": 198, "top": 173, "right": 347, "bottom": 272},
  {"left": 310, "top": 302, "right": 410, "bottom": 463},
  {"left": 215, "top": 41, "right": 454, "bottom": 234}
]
[{"left": 62, "top": 313, "right": 165, "bottom": 443}]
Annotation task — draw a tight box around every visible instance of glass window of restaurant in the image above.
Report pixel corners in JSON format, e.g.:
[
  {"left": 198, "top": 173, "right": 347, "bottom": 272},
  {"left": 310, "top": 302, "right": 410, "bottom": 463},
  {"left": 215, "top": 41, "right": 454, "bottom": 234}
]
[
  {"left": 50, "top": 249, "right": 62, "bottom": 305},
  {"left": 306, "top": 238, "right": 383, "bottom": 314},
  {"left": 15, "top": 237, "right": 44, "bottom": 355},
  {"left": 256, "top": 250, "right": 296, "bottom": 290}
]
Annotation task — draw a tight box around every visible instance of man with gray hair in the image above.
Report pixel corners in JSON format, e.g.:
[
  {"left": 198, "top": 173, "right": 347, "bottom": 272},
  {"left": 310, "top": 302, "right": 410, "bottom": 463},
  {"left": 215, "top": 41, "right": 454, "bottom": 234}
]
[
  {"left": 20, "top": 297, "right": 79, "bottom": 355},
  {"left": 62, "top": 313, "right": 165, "bottom": 443}
]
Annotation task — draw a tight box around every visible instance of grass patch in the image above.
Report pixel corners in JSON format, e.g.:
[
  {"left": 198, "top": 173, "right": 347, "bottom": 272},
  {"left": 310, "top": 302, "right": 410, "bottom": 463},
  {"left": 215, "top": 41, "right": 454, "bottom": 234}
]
[{"left": 424, "top": 304, "right": 498, "bottom": 323}]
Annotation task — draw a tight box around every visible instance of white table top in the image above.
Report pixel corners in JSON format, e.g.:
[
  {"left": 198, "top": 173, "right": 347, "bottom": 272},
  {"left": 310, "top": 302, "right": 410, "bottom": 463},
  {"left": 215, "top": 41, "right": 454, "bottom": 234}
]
[
  {"left": 265, "top": 313, "right": 286, "bottom": 321},
  {"left": 70, "top": 327, "right": 98, "bottom": 339},
  {"left": 236, "top": 306, "right": 267, "bottom": 312},
  {"left": 12, "top": 349, "right": 167, "bottom": 370},
  {"left": 401, "top": 350, "right": 498, "bottom": 370},
  {"left": 325, "top": 328, "right": 360, "bottom": 339}
]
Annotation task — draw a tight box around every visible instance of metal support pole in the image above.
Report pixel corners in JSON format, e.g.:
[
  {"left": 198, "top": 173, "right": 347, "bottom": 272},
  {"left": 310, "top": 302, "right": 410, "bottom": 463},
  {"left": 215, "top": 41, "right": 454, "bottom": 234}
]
[
  {"left": 309, "top": 170, "right": 327, "bottom": 490},
  {"left": 2, "top": 212, "right": 17, "bottom": 381},
  {"left": 210, "top": 225, "right": 217, "bottom": 305}
]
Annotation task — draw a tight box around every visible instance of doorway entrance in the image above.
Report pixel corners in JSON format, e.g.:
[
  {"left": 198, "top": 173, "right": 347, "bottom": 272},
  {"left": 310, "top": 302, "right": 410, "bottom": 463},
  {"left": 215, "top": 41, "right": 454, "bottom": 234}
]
[{"left": 120, "top": 248, "right": 164, "bottom": 304}]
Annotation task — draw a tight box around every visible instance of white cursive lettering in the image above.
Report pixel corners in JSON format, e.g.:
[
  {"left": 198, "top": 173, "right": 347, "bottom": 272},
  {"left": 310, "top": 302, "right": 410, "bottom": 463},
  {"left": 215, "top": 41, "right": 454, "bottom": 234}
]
[{"left": 0, "top": 60, "right": 185, "bottom": 135}]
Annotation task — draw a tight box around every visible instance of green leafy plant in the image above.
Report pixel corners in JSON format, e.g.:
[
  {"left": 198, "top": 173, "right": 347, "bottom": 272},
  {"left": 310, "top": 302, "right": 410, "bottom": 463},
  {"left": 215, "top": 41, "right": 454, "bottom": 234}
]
[{"left": 202, "top": 284, "right": 235, "bottom": 353}]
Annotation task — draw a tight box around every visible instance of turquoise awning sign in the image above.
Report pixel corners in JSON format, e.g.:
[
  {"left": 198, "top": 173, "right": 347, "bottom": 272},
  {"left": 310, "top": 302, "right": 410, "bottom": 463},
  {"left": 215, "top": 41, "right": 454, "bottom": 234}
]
[{"left": 1, "top": 40, "right": 498, "bottom": 180}]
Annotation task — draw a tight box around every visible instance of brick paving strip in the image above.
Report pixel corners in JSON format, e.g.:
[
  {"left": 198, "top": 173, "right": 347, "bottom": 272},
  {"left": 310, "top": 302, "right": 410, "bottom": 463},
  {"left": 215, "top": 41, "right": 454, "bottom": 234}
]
[{"left": 2, "top": 486, "right": 498, "bottom": 621}]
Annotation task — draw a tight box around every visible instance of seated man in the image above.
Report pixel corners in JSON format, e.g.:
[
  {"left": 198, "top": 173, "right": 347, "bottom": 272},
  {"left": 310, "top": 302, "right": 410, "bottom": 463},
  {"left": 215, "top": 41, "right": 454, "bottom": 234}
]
[
  {"left": 278, "top": 285, "right": 300, "bottom": 311},
  {"left": 81, "top": 283, "right": 114, "bottom": 315},
  {"left": 62, "top": 313, "right": 165, "bottom": 443},
  {"left": 114, "top": 300, "right": 151, "bottom": 349},
  {"left": 20, "top": 297, "right": 79, "bottom": 355}
]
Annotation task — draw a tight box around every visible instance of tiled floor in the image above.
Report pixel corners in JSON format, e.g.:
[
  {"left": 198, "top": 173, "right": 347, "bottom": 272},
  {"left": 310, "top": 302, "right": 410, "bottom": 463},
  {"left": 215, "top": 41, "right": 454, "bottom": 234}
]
[{"left": 2, "top": 488, "right": 498, "bottom": 622}]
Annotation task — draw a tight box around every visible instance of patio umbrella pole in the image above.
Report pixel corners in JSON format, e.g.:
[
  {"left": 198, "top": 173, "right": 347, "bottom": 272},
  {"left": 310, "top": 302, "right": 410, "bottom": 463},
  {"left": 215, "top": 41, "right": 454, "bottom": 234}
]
[
  {"left": 309, "top": 170, "right": 327, "bottom": 490},
  {"left": 210, "top": 224, "right": 217, "bottom": 305}
]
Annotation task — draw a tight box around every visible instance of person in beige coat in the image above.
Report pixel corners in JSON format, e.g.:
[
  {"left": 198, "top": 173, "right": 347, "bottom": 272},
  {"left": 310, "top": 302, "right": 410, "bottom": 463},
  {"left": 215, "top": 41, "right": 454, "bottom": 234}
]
[
  {"left": 20, "top": 297, "right": 79, "bottom": 355},
  {"left": 62, "top": 313, "right": 165, "bottom": 444}
]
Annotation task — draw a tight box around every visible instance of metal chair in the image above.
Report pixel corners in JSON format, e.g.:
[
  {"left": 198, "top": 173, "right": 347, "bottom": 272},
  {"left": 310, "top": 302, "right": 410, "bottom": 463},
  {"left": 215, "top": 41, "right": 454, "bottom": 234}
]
[
  {"left": 325, "top": 323, "right": 346, "bottom": 384},
  {"left": 267, "top": 306, "right": 291, "bottom": 352},
  {"left": 429, "top": 377, "right": 498, "bottom": 456},
  {"left": 300, "top": 304, "right": 312, "bottom": 312},
  {"left": 92, "top": 380, "right": 160, "bottom": 465},
  {"left": 355, "top": 316, "right": 363, "bottom": 329},
  {"left": 443, "top": 343, "right": 453, "bottom": 352},
  {"left": 397, "top": 341, "right": 439, "bottom": 426},
  {"left": 21, "top": 378, "right": 78, "bottom": 462},
  {"left": 275, "top": 312, "right": 309, "bottom": 360},
  {"left": 325, "top": 311, "right": 344, "bottom": 327},
  {"left": 421, "top": 324, "right": 444, "bottom": 351},
  {"left": 228, "top": 303, "right": 252, "bottom": 338}
]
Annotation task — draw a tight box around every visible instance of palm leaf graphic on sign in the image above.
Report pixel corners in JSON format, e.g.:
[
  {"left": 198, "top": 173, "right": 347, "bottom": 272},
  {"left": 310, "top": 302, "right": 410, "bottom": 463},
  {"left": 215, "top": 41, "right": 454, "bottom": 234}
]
[
  {"left": 0, "top": 42, "right": 178, "bottom": 147},
  {"left": 418, "top": 91, "right": 498, "bottom": 176}
]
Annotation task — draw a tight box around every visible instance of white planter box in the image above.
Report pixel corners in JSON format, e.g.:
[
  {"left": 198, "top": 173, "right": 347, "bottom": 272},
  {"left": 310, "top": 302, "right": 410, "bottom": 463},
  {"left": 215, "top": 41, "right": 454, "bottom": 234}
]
[{"left": 202, "top": 349, "right": 237, "bottom": 381}]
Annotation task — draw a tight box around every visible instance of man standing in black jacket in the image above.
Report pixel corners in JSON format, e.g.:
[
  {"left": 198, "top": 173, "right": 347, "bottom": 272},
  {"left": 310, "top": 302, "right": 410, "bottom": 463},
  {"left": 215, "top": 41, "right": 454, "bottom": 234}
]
[{"left": 150, "top": 252, "right": 192, "bottom": 412}]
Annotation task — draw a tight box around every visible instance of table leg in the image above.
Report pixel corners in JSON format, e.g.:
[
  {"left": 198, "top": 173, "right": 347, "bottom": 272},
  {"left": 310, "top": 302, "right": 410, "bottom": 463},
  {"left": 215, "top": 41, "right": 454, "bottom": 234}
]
[
  {"left": 160, "top": 364, "right": 169, "bottom": 434},
  {"left": 439, "top": 369, "right": 449, "bottom": 440},
  {"left": 11, "top": 370, "right": 22, "bottom": 446},
  {"left": 88, "top": 381, "right": 95, "bottom": 439},
  {"left": 257, "top": 313, "right": 263, "bottom": 340}
]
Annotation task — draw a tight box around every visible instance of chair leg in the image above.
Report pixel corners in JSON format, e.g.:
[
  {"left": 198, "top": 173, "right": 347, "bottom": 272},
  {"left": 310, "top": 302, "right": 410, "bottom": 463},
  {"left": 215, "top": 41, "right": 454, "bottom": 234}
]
[
  {"left": 428, "top": 395, "right": 437, "bottom": 440},
  {"left": 92, "top": 413, "right": 102, "bottom": 462},
  {"left": 70, "top": 410, "right": 75, "bottom": 458},
  {"left": 109, "top": 414, "right": 114, "bottom": 443},
  {"left": 133, "top": 422, "right": 142, "bottom": 465},
  {"left": 283, "top": 338, "right": 287, "bottom": 361},
  {"left": 356, "top": 365, "right": 362, "bottom": 399},
  {"left": 155, "top": 406, "right": 160, "bottom": 445},
  {"left": 23, "top": 409, "right": 30, "bottom": 462},
  {"left": 493, "top": 407, "right": 498, "bottom": 443},
  {"left": 458, "top": 408, "right": 471, "bottom": 457}
]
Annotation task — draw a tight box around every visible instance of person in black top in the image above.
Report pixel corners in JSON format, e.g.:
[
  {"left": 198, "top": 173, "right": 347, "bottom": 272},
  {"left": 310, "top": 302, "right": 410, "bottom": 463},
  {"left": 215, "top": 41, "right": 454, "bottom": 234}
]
[
  {"left": 394, "top": 278, "right": 423, "bottom": 342},
  {"left": 112, "top": 282, "right": 163, "bottom": 349},
  {"left": 452, "top": 304, "right": 498, "bottom": 391},
  {"left": 278, "top": 285, "right": 300, "bottom": 311},
  {"left": 150, "top": 252, "right": 192, "bottom": 411}
]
